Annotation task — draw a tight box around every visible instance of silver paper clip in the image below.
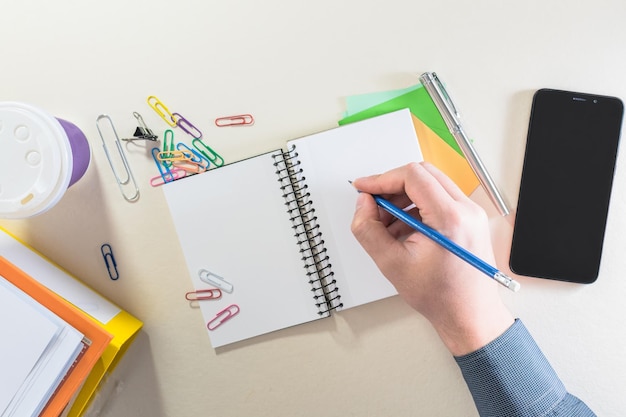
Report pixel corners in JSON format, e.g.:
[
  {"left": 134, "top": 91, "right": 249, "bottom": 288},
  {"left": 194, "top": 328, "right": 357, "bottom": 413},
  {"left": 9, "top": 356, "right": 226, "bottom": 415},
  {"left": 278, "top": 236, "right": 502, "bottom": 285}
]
[
  {"left": 199, "top": 269, "right": 233, "bottom": 293},
  {"left": 96, "top": 115, "right": 140, "bottom": 202},
  {"left": 101, "top": 243, "right": 119, "bottom": 280},
  {"left": 123, "top": 112, "right": 158, "bottom": 141}
]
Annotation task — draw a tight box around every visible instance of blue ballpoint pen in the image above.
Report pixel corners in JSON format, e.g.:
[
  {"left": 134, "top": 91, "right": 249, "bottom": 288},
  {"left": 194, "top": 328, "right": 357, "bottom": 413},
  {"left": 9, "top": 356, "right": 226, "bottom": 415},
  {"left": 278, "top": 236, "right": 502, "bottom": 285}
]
[{"left": 360, "top": 190, "right": 520, "bottom": 292}]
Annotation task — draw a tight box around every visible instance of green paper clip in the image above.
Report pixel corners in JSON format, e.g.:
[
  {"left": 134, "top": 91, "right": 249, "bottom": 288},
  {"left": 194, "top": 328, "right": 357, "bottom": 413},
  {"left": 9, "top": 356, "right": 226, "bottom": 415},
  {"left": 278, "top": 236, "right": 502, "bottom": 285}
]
[
  {"left": 162, "top": 129, "right": 175, "bottom": 167},
  {"left": 192, "top": 137, "right": 224, "bottom": 167}
]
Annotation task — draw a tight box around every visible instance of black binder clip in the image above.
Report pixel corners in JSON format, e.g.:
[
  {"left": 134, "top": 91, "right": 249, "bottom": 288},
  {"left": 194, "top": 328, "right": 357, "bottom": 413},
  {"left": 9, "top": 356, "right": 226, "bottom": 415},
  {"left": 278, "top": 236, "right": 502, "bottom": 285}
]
[{"left": 122, "top": 112, "right": 158, "bottom": 141}]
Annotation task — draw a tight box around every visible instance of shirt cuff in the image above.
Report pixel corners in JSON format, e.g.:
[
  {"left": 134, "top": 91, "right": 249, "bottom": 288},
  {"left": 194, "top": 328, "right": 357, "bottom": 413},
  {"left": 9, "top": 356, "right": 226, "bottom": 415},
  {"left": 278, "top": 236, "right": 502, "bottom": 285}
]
[{"left": 454, "top": 319, "right": 567, "bottom": 416}]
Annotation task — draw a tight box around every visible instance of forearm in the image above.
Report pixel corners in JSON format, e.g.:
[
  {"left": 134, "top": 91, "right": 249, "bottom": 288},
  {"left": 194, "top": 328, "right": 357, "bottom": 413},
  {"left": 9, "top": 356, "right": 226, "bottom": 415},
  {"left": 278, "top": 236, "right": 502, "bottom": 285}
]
[{"left": 454, "top": 319, "right": 595, "bottom": 417}]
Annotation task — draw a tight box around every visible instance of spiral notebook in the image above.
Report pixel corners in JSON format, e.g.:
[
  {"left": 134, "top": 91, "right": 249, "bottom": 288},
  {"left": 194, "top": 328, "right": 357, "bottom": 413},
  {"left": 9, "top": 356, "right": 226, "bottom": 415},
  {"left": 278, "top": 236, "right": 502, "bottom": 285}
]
[{"left": 163, "top": 109, "right": 423, "bottom": 348}]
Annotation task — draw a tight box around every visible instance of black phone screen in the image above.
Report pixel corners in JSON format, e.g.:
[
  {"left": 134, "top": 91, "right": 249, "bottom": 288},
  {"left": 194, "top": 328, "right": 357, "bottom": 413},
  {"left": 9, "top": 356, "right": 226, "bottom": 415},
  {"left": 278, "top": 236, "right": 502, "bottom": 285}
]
[{"left": 509, "top": 88, "right": 623, "bottom": 283}]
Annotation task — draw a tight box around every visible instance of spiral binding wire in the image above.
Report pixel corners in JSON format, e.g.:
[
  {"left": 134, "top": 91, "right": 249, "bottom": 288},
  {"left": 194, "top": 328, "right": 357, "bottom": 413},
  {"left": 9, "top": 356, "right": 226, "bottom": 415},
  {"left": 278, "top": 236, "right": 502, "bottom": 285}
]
[{"left": 272, "top": 145, "right": 342, "bottom": 316}]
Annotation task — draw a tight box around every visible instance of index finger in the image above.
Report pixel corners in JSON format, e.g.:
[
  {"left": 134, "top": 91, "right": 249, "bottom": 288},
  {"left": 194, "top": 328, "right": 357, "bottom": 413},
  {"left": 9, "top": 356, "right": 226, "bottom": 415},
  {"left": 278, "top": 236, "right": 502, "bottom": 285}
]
[{"left": 352, "top": 162, "right": 459, "bottom": 214}]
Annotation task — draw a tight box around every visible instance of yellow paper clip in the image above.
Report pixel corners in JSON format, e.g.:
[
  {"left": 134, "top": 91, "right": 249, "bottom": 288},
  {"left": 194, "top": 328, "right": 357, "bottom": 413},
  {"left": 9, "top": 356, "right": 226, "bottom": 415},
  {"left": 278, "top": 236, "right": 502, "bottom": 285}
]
[
  {"left": 192, "top": 138, "right": 225, "bottom": 167},
  {"left": 207, "top": 304, "right": 240, "bottom": 331},
  {"left": 147, "top": 95, "right": 178, "bottom": 127},
  {"left": 96, "top": 115, "right": 140, "bottom": 202},
  {"left": 156, "top": 150, "right": 193, "bottom": 162}
]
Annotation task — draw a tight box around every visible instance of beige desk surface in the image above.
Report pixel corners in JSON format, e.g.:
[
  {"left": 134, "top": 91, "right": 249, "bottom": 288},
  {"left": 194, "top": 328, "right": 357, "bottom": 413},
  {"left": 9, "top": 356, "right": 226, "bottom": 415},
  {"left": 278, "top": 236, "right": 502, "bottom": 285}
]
[{"left": 3, "top": 1, "right": 626, "bottom": 415}]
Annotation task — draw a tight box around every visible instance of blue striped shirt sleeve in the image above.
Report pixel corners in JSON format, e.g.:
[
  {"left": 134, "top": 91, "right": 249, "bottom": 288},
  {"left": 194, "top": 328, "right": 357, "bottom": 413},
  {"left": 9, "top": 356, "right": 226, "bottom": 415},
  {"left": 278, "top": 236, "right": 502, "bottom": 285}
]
[{"left": 454, "top": 319, "right": 595, "bottom": 417}]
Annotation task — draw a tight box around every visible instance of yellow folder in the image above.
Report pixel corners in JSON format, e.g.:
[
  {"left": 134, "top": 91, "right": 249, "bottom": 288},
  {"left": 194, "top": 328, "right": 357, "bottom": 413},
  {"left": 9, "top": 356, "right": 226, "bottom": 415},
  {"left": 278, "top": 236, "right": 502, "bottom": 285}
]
[{"left": 0, "top": 227, "right": 142, "bottom": 417}]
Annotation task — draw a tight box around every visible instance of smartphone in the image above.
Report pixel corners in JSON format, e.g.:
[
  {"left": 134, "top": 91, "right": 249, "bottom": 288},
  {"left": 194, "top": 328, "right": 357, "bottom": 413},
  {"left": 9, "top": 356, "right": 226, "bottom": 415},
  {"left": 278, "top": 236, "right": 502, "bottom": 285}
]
[{"left": 509, "top": 88, "right": 623, "bottom": 283}]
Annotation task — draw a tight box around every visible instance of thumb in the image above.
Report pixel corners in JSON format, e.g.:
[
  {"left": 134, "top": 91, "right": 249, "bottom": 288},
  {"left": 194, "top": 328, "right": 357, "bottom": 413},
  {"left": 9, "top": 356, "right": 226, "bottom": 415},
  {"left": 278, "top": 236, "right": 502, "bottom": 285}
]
[{"left": 351, "top": 193, "right": 401, "bottom": 267}]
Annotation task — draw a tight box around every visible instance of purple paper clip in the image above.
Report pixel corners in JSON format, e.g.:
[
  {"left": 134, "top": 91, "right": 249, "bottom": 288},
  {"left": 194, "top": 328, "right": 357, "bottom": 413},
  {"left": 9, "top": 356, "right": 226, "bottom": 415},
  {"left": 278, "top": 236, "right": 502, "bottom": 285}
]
[{"left": 173, "top": 112, "right": 203, "bottom": 139}]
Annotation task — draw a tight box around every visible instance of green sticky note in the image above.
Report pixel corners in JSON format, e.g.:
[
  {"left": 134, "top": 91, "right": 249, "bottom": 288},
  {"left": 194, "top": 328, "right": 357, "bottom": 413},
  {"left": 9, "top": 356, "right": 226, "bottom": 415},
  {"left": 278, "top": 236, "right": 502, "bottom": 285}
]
[
  {"left": 339, "top": 85, "right": 463, "bottom": 156},
  {"left": 343, "top": 84, "right": 423, "bottom": 118}
]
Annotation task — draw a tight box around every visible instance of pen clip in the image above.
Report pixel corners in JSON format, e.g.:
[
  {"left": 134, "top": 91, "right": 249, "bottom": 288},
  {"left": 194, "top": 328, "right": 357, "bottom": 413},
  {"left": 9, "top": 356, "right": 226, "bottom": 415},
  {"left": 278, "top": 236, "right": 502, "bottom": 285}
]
[
  {"left": 419, "top": 72, "right": 460, "bottom": 130},
  {"left": 433, "top": 73, "right": 460, "bottom": 117}
]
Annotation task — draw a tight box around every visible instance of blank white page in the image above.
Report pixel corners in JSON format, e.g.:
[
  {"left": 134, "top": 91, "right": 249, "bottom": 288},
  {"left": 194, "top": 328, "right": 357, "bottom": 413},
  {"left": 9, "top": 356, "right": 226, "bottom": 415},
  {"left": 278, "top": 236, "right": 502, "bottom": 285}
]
[
  {"left": 288, "top": 109, "right": 423, "bottom": 309},
  {"left": 163, "top": 151, "right": 322, "bottom": 348},
  {"left": 0, "top": 276, "right": 84, "bottom": 417},
  {"left": 0, "top": 277, "right": 58, "bottom": 414}
]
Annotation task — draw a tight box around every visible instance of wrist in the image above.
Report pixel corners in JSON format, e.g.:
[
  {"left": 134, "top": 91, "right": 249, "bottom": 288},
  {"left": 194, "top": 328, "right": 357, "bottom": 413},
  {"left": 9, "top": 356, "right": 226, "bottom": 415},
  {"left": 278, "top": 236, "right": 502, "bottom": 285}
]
[{"left": 433, "top": 304, "right": 515, "bottom": 356}]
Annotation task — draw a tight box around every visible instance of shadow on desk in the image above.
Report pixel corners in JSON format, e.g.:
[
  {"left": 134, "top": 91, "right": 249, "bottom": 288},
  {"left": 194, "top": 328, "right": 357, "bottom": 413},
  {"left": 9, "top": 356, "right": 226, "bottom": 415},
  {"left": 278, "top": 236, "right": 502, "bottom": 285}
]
[
  {"left": 84, "top": 331, "right": 166, "bottom": 417},
  {"left": 213, "top": 294, "right": 421, "bottom": 354},
  {"left": 0, "top": 157, "right": 118, "bottom": 282}
]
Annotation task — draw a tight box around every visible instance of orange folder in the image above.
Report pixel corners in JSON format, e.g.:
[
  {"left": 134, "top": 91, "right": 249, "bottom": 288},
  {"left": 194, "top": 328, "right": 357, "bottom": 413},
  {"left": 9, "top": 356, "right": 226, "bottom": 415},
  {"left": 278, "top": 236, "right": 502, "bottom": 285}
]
[{"left": 0, "top": 257, "right": 113, "bottom": 417}]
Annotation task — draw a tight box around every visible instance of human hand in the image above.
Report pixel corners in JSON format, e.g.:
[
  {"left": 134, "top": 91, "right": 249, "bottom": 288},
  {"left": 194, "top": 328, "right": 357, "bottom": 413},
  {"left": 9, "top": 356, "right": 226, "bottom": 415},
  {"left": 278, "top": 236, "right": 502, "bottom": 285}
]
[{"left": 351, "top": 162, "right": 514, "bottom": 355}]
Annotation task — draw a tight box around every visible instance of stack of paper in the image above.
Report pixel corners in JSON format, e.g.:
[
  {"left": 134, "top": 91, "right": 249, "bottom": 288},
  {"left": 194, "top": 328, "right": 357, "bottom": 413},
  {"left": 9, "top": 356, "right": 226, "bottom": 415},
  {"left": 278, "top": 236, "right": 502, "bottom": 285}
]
[
  {"left": 0, "top": 228, "right": 143, "bottom": 417},
  {"left": 1, "top": 267, "right": 87, "bottom": 417}
]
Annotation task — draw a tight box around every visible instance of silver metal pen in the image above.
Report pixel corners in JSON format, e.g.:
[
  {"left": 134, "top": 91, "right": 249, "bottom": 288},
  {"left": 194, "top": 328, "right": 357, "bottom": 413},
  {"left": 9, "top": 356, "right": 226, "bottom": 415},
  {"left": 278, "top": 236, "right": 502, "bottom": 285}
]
[{"left": 419, "top": 72, "right": 510, "bottom": 216}]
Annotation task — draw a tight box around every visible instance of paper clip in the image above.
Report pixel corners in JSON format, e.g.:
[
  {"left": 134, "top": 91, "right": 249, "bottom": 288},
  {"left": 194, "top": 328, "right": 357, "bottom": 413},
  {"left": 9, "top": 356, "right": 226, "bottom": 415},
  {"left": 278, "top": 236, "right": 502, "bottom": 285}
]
[
  {"left": 151, "top": 147, "right": 176, "bottom": 184},
  {"left": 101, "top": 243, "right": 119, "bottom": 280},
  {"left": 161, "top": 129, "right": 176, "bottom": 167},
  {"left": 96, "top": 115, "right": 140, "bottom": 202},
  {"left": 173, "top": 112, "right": 203, "bottom": 139},
  {"left": 207, "top": 304, "right": 240, "bottom": 331},
  {"left": 176, "top": 143, "right": 211, "bottom": 169},
  {"left": 156, "top": 150, "right": 193, "bottom": 162},
  {"left": 185, "top": 288, "right": 222, "bottom": 301},
  {"left": 192, "top": 138, "right": 225, "bottom": 167},
  {"left": 122, "top": 112, "right": 158, "bottom": 141},
  {"left": 172, "top": 160, "right": 206, "bottom": 175},
  {"left": 199, "top": 269, "right": 233, "bottom": 293},
  {"left": 150, "top": 168, "right": 186, "bottom": 187},
  {"left": 147, "top": 95, "right": 178, "bottom": 127},
  {"left": 215, "top": 114, "right": 254, "bottom": 127}
]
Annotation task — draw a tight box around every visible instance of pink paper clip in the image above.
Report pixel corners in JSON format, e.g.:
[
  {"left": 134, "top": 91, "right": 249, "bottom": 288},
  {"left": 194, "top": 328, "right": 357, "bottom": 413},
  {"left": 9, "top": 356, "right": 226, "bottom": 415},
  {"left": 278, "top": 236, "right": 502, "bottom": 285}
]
[
  {"left": 207, "top": 304, "right": 240, "bottom": 331},
  {"left": 215, "top": 114, "right": 254, "bottom": 127},
  {"left": 185, "top": 288, "right": 222, "bottom": 301},
  {"left": 149, "top": 167, "right": 186, "bottom": 187}
]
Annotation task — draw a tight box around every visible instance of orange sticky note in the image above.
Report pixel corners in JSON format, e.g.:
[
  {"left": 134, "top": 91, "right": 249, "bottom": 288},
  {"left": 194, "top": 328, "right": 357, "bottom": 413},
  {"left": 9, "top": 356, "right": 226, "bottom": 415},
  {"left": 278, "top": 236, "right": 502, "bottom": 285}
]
[{"left": 411, "top": 114, "right": 480, "bottom": 196}]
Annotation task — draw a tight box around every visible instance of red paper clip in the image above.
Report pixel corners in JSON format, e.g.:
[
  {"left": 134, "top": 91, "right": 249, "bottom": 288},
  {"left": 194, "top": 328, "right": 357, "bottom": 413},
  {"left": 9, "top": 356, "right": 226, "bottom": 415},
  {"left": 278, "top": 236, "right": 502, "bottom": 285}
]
[
  {"left": 207, "top": 304, "right": 240, "bottom": 330},
  {"left": 185, "top": 288, "right": 222, "bottom": 301},
  {"left": 214, "top": 114, "right": 254, "bottom": 127}
]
